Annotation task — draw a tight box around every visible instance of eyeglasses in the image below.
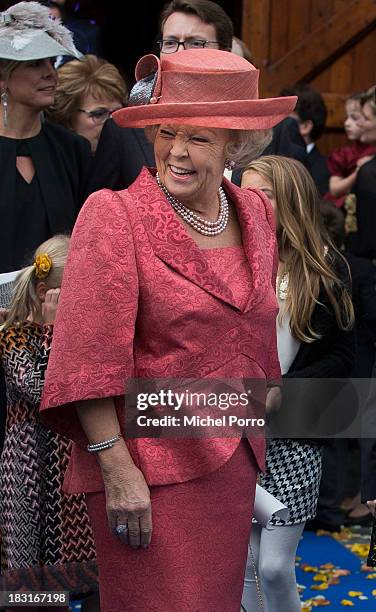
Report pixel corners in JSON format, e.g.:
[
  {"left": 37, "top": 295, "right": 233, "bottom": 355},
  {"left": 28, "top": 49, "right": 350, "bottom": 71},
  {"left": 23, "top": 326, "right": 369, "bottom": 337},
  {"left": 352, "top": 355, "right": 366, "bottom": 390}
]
[
  {"left": 157, "top": 38, "right": 219, "bottom": 53},
  {"left": 77, "top": 107, "right": 122, "bottom": 124}
]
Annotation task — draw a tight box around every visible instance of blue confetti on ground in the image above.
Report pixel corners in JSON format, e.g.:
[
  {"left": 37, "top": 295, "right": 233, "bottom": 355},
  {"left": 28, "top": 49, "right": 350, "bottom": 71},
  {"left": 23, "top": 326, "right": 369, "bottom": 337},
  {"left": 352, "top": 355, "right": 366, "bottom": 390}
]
[{"left": 297, "top": 531, "right": 376, "bottom": 610}]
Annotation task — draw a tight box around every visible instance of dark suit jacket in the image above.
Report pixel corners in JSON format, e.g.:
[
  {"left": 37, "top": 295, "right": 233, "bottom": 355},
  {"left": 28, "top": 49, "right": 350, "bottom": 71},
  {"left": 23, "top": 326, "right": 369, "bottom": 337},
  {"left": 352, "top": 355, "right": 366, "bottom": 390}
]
[
  {"left": 347, "top": 159, "right": 376, "bottom": 260},
  {"left": 86, "top": 118, "right": 155, "bottom": 194},
  {"left": 361, "top": 380, "right": 376, "bottom": 502},
  {"left": 348, "top": 250, "right": 376, "bottom": 502},
  {"left": 344, "top": 251, "right": 376, "bottom": 377},
  {"left": 306, "top": 144, "right": 330, "bottom": 196},
  {"left": 263, "top": 117, "right": 308, "bottom": 164}
]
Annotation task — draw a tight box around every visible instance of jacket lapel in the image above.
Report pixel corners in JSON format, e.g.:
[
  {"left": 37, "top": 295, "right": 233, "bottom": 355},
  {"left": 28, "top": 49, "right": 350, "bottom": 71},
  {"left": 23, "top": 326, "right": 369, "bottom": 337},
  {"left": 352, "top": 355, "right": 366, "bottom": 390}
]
[
  {"left": 223, "top": 179, "right": 277, "bottom": 313},
  {"left": 129, "top": 169, "right": 240, "bottom": 309},
  {"left": 129, "top": 169, "right": 276, "bottom": 312}
]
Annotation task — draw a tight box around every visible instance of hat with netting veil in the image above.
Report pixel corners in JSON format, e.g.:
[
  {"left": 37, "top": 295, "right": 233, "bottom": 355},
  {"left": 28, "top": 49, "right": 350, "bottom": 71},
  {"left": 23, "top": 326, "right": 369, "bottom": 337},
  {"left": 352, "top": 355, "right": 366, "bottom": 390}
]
[
  {"left": 113, "top": 49, "right": 297, "bottom": 130},
  {"left": 0, "top": 1, "right": 81, "bottom": 61}
]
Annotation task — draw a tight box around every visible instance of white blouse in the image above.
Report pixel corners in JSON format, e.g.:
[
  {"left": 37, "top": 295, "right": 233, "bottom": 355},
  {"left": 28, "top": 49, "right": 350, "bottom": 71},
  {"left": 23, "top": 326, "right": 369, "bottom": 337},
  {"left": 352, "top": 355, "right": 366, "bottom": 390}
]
[{"left": 276, "top": 273, "right": 300, "bottom": 375}]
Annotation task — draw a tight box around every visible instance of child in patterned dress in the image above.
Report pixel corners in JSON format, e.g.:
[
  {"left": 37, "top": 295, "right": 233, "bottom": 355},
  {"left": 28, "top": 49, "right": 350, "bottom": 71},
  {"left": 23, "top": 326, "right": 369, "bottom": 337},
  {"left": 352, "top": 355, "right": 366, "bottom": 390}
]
[{"left": 0, "top": 236, "right": 98, "bottom": 611}]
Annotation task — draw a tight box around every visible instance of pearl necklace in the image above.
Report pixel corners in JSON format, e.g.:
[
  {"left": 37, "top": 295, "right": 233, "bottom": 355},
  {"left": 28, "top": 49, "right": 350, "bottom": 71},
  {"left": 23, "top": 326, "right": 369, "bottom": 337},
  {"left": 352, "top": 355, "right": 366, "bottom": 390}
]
[{"left": 156, "top": 173, "right": 229, "bottom": 236}]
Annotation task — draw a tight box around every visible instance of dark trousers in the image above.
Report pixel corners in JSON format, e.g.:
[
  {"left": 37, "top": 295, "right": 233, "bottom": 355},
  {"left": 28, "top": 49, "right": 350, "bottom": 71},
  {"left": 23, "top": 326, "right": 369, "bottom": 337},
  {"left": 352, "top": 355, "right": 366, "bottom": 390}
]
[{"left": 316, "top": 440, "right": 349, "bottom": 523}]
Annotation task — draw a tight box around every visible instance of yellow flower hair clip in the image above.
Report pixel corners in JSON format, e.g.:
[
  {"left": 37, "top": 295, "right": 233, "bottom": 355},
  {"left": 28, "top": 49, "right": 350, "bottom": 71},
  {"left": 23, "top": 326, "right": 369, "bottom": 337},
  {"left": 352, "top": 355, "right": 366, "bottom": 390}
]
[{"left": 34, "top": 253, "right": 52, "bottom": 279}]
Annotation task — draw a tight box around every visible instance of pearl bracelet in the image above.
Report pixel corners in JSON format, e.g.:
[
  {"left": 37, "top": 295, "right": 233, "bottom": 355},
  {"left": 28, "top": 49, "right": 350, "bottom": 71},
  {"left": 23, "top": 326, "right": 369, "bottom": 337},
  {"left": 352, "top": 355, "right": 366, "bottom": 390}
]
[{"left": 87, "top": 433, "right": 122, "bottom": 453}]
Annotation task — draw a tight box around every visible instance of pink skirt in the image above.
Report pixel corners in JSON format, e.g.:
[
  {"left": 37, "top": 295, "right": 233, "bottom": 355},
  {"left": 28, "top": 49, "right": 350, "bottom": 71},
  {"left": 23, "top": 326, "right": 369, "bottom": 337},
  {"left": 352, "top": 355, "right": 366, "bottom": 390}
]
[{"left": 86, "top": 441, "right": 257, "bottom": 611}]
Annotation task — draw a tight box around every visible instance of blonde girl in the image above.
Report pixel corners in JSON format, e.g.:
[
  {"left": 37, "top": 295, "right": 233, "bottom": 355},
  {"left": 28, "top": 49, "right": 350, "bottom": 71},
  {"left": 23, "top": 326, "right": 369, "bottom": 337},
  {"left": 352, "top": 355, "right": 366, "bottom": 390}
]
[
  {"left": 0, "top": 235, "right": 97, "bottom": 610},
  {"left": 241, "top": 156, "right": 355, "bottom": 612}
]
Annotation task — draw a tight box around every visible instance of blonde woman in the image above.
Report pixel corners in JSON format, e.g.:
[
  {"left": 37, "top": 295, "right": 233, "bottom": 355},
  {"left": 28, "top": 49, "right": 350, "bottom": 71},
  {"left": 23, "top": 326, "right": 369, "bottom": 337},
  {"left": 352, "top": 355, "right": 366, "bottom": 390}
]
[
  {"left": 47, "top": 54, "right": 127, "bottom": 153},
  {"left": 0, "top": 1, "right": 90, "bottom": 274},
  {"left": 241, "top": 156, "right": 355, "bottom": 612},
  {"left": 0, "top": 235, "right": 97, "bottom": 607}
]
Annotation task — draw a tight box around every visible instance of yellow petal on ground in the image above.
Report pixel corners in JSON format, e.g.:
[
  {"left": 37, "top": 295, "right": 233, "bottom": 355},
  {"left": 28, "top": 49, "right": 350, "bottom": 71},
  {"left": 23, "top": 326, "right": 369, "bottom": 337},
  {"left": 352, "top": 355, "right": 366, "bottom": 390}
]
[
  {"left": 332, "top": 529, "right": 351, "bottom": 541},
  {"left": 366, "top": 573, "right": 376, "bottom": 579},
  {"left": 311, "top": 583, "right": 329, "bottom": 590},
  {"left": 372, "top": 588, "right": 376, "bottom": 596},
  {"left": 340, "top": 600, "right": 355, "bottom": 606},
  {"left": 312, "top": 598, "right": 331, "bottom": 606},
  {"left": 349, "top": 544, "right": 370, "bottom": 557},
  {"left": 348, "top": 591, "right": 363, "bottom": 597},
  {"left": 313, "top": 574, "right": 329, "bottom": 582}
]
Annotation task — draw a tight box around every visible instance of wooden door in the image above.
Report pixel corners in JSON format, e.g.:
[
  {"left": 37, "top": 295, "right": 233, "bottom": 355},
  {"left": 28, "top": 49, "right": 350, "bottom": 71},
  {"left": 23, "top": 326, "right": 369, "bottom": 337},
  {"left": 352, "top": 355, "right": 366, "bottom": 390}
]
[{"left": 242, "top": 0, "right": 376, "bottom": 153}]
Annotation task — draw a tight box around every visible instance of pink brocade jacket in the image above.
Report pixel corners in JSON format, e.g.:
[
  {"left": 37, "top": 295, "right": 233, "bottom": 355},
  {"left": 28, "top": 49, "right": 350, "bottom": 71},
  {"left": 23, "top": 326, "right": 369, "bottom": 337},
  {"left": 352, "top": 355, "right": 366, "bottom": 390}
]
[{"left": 40, "top": 168, "right": 280, "bottom": 494}]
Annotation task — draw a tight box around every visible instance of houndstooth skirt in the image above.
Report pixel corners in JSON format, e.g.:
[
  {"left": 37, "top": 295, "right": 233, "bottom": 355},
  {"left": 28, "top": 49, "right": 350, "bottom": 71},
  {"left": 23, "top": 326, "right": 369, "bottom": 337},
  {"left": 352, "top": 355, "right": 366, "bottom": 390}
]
[{"left": 258, "top": 439, "right": 322, "bottom": 525}]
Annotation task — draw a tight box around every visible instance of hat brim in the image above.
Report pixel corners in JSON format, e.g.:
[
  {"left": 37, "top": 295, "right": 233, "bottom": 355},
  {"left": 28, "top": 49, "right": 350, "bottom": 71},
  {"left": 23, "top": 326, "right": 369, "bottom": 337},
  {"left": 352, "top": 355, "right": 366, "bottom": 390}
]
[
  {"left": 113, "top": 96, "right": 297, "bottom": 131},
  {"left": 0, "top": 31, "right": 81, "bottom": 61}
]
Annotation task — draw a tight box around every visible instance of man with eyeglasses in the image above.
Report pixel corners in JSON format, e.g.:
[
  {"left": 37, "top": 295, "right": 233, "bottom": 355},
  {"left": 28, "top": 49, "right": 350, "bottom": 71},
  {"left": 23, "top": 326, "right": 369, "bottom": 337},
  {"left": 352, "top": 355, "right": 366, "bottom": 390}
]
[
  {"left": 86, "top": 0, "right": 233, "bottom": 194},
  {"left": 158, "top": 0, "right": 233, "bottom": 53}
]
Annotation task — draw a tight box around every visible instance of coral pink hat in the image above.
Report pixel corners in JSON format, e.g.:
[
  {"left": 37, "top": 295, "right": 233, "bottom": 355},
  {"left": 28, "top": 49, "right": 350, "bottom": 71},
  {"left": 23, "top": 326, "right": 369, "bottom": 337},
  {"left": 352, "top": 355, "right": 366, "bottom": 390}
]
[{"left": 113, "top": 49, "right": 297, "bottom": 131}]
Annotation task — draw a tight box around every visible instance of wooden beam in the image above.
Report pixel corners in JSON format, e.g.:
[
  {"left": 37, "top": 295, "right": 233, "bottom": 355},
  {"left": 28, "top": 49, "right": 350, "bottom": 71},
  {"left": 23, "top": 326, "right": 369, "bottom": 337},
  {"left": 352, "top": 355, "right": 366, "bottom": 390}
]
[
  {"left": 260, "top": 0, "right": 376, "bottom": 95},
  {"left": 242, "top": 0, "right": 271, "bottom": 68}
]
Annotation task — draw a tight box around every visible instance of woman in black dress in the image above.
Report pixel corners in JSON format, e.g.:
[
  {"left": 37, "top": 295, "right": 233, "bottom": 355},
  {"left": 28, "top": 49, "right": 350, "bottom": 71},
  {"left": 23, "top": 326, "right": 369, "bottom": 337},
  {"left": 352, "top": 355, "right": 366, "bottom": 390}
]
[{"left": 0, "top": 1, "right": 91, "bottom": 274}]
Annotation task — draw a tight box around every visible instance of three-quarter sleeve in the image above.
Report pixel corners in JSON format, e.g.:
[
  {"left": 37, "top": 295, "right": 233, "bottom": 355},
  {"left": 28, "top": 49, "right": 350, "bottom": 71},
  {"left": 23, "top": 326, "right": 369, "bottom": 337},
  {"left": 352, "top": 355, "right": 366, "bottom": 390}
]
[{"left": 40, "top": 189, "right": 139, "bottom": 445}]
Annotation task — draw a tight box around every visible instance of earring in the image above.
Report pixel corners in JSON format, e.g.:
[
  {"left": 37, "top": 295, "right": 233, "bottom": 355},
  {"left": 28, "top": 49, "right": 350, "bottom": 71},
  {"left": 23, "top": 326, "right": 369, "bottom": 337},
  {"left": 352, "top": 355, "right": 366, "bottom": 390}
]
[
  {"left": 1, "top": 88, "right": 8, "bottom": 127},
  {"left": 225, "top": 159, "right": 235, "bottom": 170}
]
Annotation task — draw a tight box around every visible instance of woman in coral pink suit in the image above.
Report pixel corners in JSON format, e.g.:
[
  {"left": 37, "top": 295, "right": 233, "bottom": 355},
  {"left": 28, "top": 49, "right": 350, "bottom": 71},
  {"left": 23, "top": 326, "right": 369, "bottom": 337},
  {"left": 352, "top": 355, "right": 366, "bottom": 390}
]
[{"left": 40, "top": 50, "right": 297, "bottom": 611}]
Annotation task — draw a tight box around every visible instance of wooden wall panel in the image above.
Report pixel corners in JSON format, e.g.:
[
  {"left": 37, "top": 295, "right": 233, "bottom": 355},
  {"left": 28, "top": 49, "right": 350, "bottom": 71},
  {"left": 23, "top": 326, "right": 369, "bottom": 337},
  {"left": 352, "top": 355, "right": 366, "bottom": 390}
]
[
  {"left": 310, "top": 71, "right": 331, "bottom": 93},
  {"left": 329, "top": 54, "right": 352, "bottom": 93},
  {"left": 269, "top": 0, "right": 290, "bottom": 63},
  {"left": 311, "top": 0, "right": 334, "bottom": 27},
  {"left": 242, "top": 0, "right": 270, "bottom": 67},
  {"left": 351, "top": 31, "right": 376, "bottom": 91},
  {"left": 287, "top": 0, "right": 311, "bottom": 48},
  {"left": 332, "top": 0, "right": 348, "bottom": 10},
  {"left": 242, "top": 0, "right": 376, "bottom": 155}
]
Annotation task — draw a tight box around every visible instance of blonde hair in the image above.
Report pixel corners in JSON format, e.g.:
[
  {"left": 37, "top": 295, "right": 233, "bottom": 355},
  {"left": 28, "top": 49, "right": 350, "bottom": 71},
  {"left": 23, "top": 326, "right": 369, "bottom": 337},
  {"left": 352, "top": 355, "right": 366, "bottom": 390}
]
[
  {"left": 0, "top": 59, "right": 20, "bottom": 83},
  {"left": 243, "top": 155, "right": 354, "bottom": 342},
  {"left": 46, "top": 55, "right": 127, "bottom": 129},
  {"left": 3, "top": 234, "right": 70, "bottom": 329}
]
